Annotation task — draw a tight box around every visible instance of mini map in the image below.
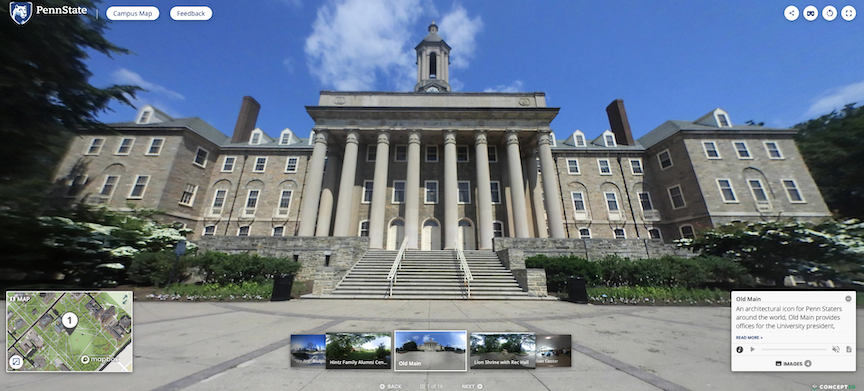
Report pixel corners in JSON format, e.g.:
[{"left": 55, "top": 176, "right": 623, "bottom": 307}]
[{"left": 6, "top": 291, "right": 133, "bottom": 372}]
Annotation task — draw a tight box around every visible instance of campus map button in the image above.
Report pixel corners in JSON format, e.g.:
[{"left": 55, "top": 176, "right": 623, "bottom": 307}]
[{"left": 105, "top": 6, "right": 159, "bottom": 21}]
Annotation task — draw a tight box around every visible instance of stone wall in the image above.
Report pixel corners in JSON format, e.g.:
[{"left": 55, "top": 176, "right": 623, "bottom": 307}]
[
  {"left": 493, "top": 237, "right": 693, "bottom": 261},
  {"left": 526, "top": 269, "right": 548, "bottom": 297},
  {"left": 196, "top": 236, "right": 369, "bottom": 295}
]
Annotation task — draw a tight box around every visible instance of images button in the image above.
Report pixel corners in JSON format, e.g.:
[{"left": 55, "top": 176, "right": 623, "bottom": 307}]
[{"left": 170, "top": 6, "right": 212, "bottom": 21}]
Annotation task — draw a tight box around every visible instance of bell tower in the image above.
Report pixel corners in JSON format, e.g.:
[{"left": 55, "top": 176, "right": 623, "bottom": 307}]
[{"left": 414, "top": 21, "right": 451, "bottom": 93}]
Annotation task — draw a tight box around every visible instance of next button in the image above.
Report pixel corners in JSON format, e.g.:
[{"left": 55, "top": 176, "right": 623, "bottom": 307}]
[{"left": 170, "top": 6, "right": 212, "bottom": 20}]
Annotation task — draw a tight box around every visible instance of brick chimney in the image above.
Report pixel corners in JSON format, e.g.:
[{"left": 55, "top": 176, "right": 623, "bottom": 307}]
[
  {"left": 231, "top": 96, "right": 261, "bottom": 143},
  {"left": 605, "top": 99, "right": 635, "bottom": 146}
]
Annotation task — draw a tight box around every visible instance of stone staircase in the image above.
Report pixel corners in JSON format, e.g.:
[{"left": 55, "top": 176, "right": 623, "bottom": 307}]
[{"left": 328, "top": 250, "right": 536, "bottom": 299}]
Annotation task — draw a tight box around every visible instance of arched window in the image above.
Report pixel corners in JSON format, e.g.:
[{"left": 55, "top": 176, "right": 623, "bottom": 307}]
[
  {"left": 680, "top": 225, "right": 695, "bottom": 239},
  {"left": 492, "top": 221, "right": 504, "bottom": 237},
  {"left": 429, "top": 52, "right": 437, "bottom": 78}
]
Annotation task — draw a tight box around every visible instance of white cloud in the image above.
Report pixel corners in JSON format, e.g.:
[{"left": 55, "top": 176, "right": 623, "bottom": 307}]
[
  {"left": 806, "top": 79, "right": 864, "bottom": 117},
  {"left": 449, "top": 77, "right": 465, "bottom": 92},
  {"left": 484, "top": 80, "right": 523, "bottom": 93},
  {"left": 438, "top": 4, "right": 483, "bottom": 69},
  {"left": 304, "top": 0, "right": 428, "bottom": 91},
  {"left": 282, "top": 57, "right": 295, "bottom": 73},
  {"left": 111, "top": 68, "right": 185, "bottom": 101},
  {"left": 304, "top": 1, "right": 481, "bottom": 91}
]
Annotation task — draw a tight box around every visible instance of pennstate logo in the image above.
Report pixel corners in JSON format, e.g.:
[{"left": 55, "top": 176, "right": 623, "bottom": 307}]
[{"left": 10, "top": 2, "right": 33, "bottom": 25}]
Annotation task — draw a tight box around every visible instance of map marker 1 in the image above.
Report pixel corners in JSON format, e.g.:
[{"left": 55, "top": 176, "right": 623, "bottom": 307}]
[{"left": 62, "top": 312, "right": 78, "bottom": 336}]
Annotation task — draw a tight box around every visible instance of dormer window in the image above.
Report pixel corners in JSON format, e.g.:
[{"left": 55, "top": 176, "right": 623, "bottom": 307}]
[
  {"left": 279, "top": 129, "right": 298, "bottom": 145},
  {"left": 568, "top": 130, "right": 586, "bottom": 147},
  {"left": 138, "top": 110, "right": 152, "bottom": 124},
  {"left": 717, "top": 114, "right": 729, "bottom": 127},
  {"left": 603, "top": 132, "right": 617, "bottom": 147},
  {"left": 250, "top": 132, "right": 261, "bottom": 145}
]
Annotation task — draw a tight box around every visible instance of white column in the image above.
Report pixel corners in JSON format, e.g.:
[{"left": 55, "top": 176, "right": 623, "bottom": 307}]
[
  {"left": 527, "top": 151, "right": 548, "bottom": 238},
  {"left": 298, "top": 130, "right": 328, "bottom": 236},
  {"left": 474, "top": 131, "right": 494, "bottom": 250},
  {"left": 333, "top": 130, "right": 360, "bottom": 236},
  {"left": 443, "top": 130, "right": 459, "bottom": 249},
  {"left": 417, "top": 53, "right": 422, "bottom": 82},
  {"left": 405, "top": 131, "right": 421, "bottom": 249},
  {"left": 315, "top": 152, "right": 339, "bottom": 236},
  {"left": 368, "top": 131, "right": 390, "bottom": 249},
  {"left": 506, "top": 130, "right": 530, "bottom": 238},
  {"left": 443, "top": 51, "right": 449, "bottom": 84},
  {"left": 537, "top": 132, "right": 566, "bottom": 238}
]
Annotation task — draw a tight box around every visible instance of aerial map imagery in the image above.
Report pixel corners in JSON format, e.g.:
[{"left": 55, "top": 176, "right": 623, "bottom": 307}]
[{"left": 6, "top": 291, "right": 133, "bottom": 372}]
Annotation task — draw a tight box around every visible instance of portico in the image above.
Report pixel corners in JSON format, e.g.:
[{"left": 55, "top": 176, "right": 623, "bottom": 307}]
[{"left": 298, "top": 22, "right": 566, "bottom": 249}]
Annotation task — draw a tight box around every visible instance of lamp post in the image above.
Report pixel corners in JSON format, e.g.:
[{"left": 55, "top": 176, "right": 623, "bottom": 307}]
[{"left": 168, "top": 239, "right": 187, "bottom": 285}]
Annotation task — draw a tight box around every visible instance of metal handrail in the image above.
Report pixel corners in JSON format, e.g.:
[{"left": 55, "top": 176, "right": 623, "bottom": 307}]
[
  {"left": 455, "top": 242, "right": 473, "bottom": 299},
  {"left": 386, "top": 236, "right": 410, "bottom": 298}
]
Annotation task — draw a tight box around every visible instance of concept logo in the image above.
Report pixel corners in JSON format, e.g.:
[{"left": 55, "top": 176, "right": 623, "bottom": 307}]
[{"left": 10, "top": 2, "right": 33, "bottom": 25}]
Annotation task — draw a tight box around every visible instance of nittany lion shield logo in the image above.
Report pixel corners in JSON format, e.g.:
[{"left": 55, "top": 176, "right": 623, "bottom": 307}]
[{"left": 10, "top": 2, "right": 33, "bottom": 26}]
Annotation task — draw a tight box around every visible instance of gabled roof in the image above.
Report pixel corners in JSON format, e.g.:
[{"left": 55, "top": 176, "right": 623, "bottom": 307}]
[
  {"left": 638, "top": 119, "right": 793, "bottom": 149},
  {"left": 554, "top": 129, "right": 644, "bottom": 151},
  {"left": 109, "top": 117, "right": 229, "bottom": 145}
]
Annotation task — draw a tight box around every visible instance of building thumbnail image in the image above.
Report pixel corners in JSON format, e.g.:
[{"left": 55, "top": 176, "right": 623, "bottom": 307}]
[{"left": 52, "top": 23, "right": 830, "bottom": 298}]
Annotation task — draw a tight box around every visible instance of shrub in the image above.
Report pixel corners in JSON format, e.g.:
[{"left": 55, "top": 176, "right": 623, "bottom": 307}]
[
  {"left": 128, "top": 250, "right": 192, "bottom": 286},
  {"left": 529, "top": 254, "right": 752, "bottom": 292},
  {"left": 525, "top": 254, "right": 602, "bottom": 292},
  {"left": 191, "top": 251, "right": 302, "bottom": 285}
]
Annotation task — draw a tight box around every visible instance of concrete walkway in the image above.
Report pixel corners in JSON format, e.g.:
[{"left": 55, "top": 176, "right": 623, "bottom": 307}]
[{"left": 3, "top": 300, "right": 861, "bottom": 391}]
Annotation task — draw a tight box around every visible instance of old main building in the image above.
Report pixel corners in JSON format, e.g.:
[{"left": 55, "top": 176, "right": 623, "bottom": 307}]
[{"left": 55, "top": 23, "right": 830, "bottom": 256}]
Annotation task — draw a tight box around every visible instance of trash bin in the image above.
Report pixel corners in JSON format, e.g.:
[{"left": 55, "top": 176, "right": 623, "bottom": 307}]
[
  {"left": 271, "top": 274, "right": 295, "bottom": 301},
  {"left": 565, "top": 276, "right": 588, "bottom": 304}
]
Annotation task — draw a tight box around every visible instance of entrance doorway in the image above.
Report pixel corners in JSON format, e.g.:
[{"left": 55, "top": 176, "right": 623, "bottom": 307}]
[
  {"left": 421, "top": 219, "right": 441, "bottom": 250},
  {"left": 457, "top": 219, "right": 476, "bottom": 250},
  {"left": 387, "top": 219, "right": 405, "bottom": 250}
]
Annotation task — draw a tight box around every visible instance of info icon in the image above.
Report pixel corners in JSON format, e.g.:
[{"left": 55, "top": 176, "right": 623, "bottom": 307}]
[{"left": 803, "top": 5, "right": 819, "bottom": 21}]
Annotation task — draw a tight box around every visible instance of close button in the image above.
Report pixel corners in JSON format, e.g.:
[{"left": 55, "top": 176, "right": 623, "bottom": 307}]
[{"left": 170, "top": 6, "right": 212, "bottom": 21}]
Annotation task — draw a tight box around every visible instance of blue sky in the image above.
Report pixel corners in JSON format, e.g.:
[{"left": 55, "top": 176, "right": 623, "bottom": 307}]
[
  {"left": 290, "top": 334, "right": 325, "bottom": 351},
  {"left": 87, "top": 0, "right": 864, "bottom": 141},
  {"left": 395, "top": 331, "right": 467, "bottom": 349}
]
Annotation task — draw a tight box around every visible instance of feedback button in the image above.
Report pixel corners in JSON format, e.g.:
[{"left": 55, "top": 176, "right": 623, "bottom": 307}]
[
  {"left": 171, "top": 6, "right": 212, "bottom": 20},
  {"left": 106, "top": 6, "right": 159, "bottom": 21}
]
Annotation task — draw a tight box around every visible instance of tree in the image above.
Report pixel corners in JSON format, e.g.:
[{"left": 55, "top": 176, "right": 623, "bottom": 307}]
[
  {"left": 0, "top": 0, "right": 140, "bottom": 278},
  {"left": 678, "top": 220, "right": 864, "bottom": 286},
  {"left": 36, "top": 206, "right": 193, "bottom": 286},
  {"left": 0, "top": 0, "right": 140, "bottom": 191},
  {"left": 325, "top": 333, "right": 376, "bottom": 359},
  {"left": 795, "top": 103, "right": 864, "bottom": 218},
  {"left": 401, "top": 341, "right": 418, "bottom": 351}
]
